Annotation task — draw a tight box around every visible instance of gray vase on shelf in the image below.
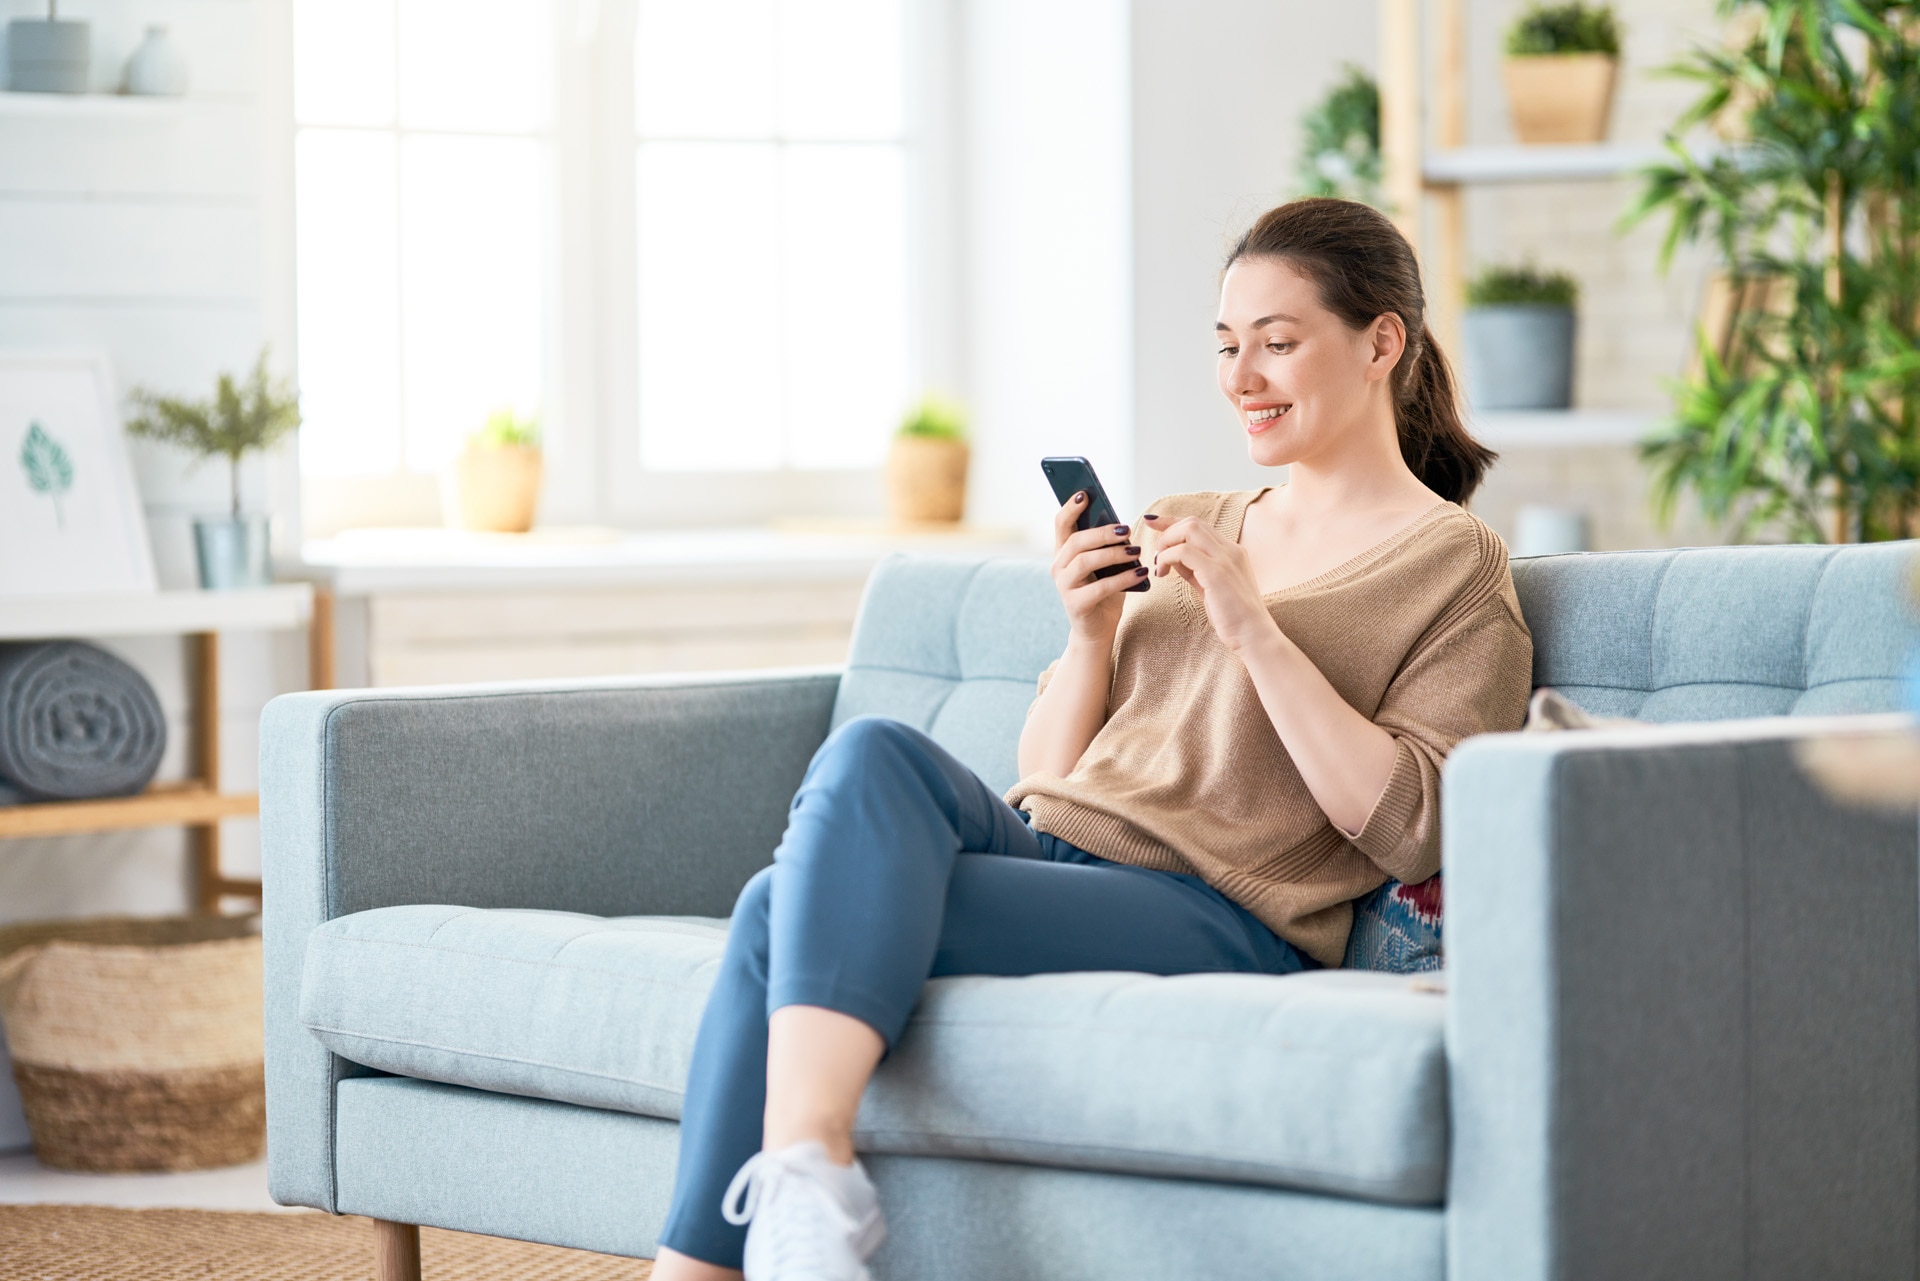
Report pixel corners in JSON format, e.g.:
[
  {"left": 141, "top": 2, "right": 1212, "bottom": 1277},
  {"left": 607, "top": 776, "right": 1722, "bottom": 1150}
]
[
  {"left": 123, "top": 25, "right": 188, "bottom": 97},
  {"left": 7, "top": 2, "right": 89, "bottom": 94},
  {"left": 1462, "top": 304, "right": 1575, "bottom": 411},
  {"left": 193, "top": 516, "right": 272, "bottom": 591}
]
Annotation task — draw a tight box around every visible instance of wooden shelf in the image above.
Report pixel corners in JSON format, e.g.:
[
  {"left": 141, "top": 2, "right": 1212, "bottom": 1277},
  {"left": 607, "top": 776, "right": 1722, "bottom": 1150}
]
[
  {"left": 0, "top": 783, "right": 257, "bottom": 840},
  {"left": 0, "top": 584, "right": 311, "bottom": 641},
  {"left": 1424, "top": 143, "right": 1672, "bottom": 186}
]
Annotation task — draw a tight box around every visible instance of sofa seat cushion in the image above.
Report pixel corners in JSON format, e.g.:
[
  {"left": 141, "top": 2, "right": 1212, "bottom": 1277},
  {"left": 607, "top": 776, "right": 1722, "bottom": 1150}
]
[{"left": 301, "top": 904, "right": 1448, "bottom": 1204}]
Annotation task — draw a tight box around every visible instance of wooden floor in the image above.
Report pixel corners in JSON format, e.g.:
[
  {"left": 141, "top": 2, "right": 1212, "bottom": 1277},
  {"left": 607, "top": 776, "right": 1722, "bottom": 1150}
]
[{"left": 0, "top": 1203, "right": 653, "bottom": 1281}]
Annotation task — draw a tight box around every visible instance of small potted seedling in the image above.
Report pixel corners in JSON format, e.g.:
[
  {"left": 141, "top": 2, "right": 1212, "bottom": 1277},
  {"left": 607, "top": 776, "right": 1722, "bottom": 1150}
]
[
  {"left": 125, "top": 351, "right": 301, "bottom": 590},
  {"left": 1462, "top": 264, "right": 1579, "bottom": 411},
  {"left": 1503, "top": 2, "right": 1621, "bottom": 144},
  {"left": 445, "top": 409, "right": 542, "bottom": 533},
  {"left": 887, "top": 396, "right": 968, "bottom": 524}
]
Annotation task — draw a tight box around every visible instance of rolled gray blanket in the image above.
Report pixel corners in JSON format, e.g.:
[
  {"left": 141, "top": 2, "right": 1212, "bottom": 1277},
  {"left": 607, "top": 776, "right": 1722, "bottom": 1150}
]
[{"left": 0, "top": 642, "right": 166, "bottom": 805}]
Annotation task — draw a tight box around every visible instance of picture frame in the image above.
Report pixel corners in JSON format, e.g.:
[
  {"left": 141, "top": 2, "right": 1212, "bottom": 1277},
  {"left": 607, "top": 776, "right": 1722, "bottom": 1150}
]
[{"left": 0, "top": 352, "right": 157, "bottom": 597}]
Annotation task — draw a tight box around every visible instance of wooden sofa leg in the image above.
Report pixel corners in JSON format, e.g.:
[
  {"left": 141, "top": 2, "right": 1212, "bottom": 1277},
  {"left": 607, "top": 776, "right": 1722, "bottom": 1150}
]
[{"left": 373, "top": 1219, "right": 422, "bottom": 1281}]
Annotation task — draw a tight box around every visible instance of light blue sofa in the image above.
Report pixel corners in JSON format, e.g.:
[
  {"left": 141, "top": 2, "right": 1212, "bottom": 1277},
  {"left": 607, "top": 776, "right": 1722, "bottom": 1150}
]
[{"left": 262, "top": 543, "right": 1919, "bottom": 1280}]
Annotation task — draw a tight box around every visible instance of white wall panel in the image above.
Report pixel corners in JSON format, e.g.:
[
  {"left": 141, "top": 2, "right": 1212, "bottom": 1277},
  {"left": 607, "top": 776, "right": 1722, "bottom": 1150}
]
[
  {"left": 0, "top": 201, "right": 259, "bottom": 299},
  {"left": 0, "top": 105, "right": 260, "bottom": 197}
]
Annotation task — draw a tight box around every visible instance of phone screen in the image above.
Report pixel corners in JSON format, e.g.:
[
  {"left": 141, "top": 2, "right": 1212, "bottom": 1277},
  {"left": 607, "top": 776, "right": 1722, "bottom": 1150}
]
[{"left": 1040, "top": 456, "right": 1147, "bottom": 590}]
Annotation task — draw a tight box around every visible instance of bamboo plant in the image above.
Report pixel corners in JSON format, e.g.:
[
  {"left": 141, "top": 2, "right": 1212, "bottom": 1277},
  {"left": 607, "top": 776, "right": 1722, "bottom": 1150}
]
[{"left": 1625, "top": 0, "right": 1920, "bottom": 543}]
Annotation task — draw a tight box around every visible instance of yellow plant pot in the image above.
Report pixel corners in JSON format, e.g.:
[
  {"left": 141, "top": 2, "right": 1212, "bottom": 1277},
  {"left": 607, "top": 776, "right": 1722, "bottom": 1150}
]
[
  {"left": 445, "top": 445, "right": 543, "bottom": 533},
  {"left": 887, "top": 436, "right": 969, "bottom": 524},
  {"left": 1503, "top": 54, "right": 1617, "bottom": 144}
]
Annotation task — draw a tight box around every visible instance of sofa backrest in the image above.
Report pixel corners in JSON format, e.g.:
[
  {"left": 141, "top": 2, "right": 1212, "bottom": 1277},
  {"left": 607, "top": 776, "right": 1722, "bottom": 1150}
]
[
  {"left": 1511, "top": 542, "right": 1912, "bottom": 721},
  {"left": 833, "top": 542, "right": 1915, "bottom": 792}
]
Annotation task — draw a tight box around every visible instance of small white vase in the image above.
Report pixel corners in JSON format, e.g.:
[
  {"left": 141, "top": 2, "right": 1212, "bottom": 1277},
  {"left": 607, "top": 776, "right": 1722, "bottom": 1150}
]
[{"left": 123, "top": 26, "right": 188, "bottom": 97}]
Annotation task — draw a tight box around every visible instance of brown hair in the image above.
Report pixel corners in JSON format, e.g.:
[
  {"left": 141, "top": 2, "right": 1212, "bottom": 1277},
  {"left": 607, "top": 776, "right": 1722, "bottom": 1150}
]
[{"left": 1224, "top": 198, "right": 1495, "bottom": 505}]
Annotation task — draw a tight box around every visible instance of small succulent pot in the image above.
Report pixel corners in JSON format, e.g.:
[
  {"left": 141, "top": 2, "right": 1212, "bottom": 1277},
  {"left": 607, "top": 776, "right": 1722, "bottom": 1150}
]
[
  {"left": 192, "top": 516, "right": 272, "bottom": 591},
  {"left": 445, "top": 443, "right": 543, "bottom": 533},
  {"left": 1503, "top": 53, "right": 1617, "bottom": 144},
  {"left": 1463, "top": 304, "right": 1576, "bottom": 411},
  {"left": 7, "top": 15, "right": 89, "bottom": 94},
  {"left": 887, "top": 436, "right": 969, "bottom": 524}
]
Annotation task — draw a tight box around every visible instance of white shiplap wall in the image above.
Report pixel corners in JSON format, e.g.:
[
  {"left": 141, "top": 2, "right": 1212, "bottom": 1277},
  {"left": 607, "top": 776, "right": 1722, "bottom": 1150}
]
[{"left": 0, "top": 0, "right": 304, "bottom": 922}]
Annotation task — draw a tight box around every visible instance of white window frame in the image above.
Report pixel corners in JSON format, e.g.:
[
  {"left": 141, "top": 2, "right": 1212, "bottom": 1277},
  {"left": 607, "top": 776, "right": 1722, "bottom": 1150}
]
[
  {"left": 293, "top": 0, "right": 955, "bottom": 532},
  {"left": 564, "top": 0, "right": 957, "bottom": 528}
]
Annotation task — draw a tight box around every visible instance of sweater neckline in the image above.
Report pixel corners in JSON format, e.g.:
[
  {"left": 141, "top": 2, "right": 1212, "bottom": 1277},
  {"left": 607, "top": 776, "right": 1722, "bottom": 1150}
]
[{"left": 1225, "top": 488, "right": 1458, "bottom": 599}]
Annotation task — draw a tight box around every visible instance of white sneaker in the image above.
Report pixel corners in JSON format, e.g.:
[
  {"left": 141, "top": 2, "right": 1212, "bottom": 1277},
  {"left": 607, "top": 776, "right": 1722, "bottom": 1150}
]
[{"left": 722, "top": 1140, "right": 887, "bottom": 1281}]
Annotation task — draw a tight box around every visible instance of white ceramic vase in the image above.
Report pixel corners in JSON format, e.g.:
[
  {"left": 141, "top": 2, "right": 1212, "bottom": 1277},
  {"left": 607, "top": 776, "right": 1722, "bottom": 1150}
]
[{"left": 124, "top": 26, "right": 188, "bottom": 97}]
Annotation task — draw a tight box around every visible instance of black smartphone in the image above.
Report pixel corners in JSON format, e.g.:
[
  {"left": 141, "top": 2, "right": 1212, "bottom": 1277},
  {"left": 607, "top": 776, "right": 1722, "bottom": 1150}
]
[{"left": 1040, "top": 455, "right": 1149, "bottom": 591}]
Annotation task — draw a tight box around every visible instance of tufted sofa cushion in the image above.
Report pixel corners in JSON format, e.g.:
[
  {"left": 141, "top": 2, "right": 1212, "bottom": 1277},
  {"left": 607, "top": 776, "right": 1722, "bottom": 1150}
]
[
  {"left": 1511, "top": 542, "right": 1911, "bottom": 722},
  {"left": 832, "top": 557, "right": 1069, "bottom": 795}
]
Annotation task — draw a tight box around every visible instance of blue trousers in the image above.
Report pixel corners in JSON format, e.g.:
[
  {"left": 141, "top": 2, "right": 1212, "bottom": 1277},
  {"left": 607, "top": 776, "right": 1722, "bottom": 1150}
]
[{"left": 656, "top": 716, "right": 1314, "bottom": 1266}]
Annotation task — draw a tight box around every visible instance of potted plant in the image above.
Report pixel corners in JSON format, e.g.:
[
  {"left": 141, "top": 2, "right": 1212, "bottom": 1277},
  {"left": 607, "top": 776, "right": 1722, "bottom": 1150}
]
[
  {"left": 1462, "top": 264, "right": 1579, "bottom": 411},
  {"left": 125, "top": 351, "right": 300, "bottom": 590},
  {"left": 887, "top": 396, "right": 968, "bottom": 524},
  {"left": 445, "top": 409, "right": 543, "bottom": 533},
  {"left": 1626, "top": 0, "right": 1920, "bottom": 542},
  {"left": 1503, "top": 2, "right": 1622, "bottom": 144},
  {"left": 1296, "top": 65, "right": 1382, "bottom": 207}
]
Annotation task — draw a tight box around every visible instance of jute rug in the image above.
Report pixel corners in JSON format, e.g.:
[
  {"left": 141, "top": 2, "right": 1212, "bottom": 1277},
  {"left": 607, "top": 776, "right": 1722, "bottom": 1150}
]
[{"left": 0, "top": 1204, "right": 653, "bottom": 1280}]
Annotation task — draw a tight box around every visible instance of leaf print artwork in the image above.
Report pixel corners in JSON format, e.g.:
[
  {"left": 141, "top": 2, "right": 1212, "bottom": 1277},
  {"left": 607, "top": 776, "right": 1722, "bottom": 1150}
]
[{"left": 20, "top": 422, "right": 75, "bottom": 529}]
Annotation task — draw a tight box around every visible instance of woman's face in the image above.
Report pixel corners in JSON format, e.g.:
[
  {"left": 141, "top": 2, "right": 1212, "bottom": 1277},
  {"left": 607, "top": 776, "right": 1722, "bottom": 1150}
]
[{"left": 1215, "top": 255, "right": 1402, "bottom": 469}]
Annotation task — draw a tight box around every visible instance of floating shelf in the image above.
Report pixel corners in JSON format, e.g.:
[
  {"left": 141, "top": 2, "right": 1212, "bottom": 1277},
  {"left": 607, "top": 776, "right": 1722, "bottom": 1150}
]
[
  {"left": 0, "top": 90, "right": 250, "bottom": 117},
  {"left": 1423, "top": 143, "right": 1673, "bottom": 186},
  {"left": 0, "top": 782, "right": 257, "bottom": 840},
  {"left": 1470, "top": 409, "right": 1660, "bottom": 449},
  {"left": 0, "top": 584, "right": 312, "bottom": 641}
]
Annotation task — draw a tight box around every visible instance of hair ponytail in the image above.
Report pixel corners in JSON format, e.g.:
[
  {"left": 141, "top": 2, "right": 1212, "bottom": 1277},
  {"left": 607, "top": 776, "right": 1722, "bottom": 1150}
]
[{"left": 1224, "top": 198, "right": 1496, "bottom": 504}]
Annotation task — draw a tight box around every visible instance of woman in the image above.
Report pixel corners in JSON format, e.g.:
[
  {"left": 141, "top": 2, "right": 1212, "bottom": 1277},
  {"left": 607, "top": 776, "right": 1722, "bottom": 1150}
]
[{"left": 653, "top": 197, "right": 1534, "bottom": 1281}]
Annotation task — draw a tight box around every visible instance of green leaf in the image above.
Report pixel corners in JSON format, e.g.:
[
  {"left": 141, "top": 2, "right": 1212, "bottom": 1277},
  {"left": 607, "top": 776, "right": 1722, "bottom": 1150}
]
[{"left": 19, "top": 421, "right": 74, "bottom": 528}]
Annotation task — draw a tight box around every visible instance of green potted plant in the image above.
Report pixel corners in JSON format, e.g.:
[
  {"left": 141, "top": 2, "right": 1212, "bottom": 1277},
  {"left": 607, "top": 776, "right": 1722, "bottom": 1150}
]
[
  {"left": 887, "top": 396, "right": 968, "bottom": 524},
  {"left": 1504, "top": 2, "right": 1622, "bottom": 144},
  {"left": 1296, "top": 65, "right": 1381, "bottom": 207},
  {"left": 1626, "top": 0, "right": 1920, "bottom": 542},
  {"left": 125, "top": 350, "right": 300, "bottom": 590},
  {"left": 1463, "top": 264, "right": 1580, "bottom": 410},
  {"left": 445, "top": 408, "right": 542, "bottom": 534}
]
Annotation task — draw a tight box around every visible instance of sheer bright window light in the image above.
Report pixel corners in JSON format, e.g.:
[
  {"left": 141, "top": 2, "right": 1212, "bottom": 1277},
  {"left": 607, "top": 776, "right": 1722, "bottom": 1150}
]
[
  {"left": 635, "top": 0, "right": 910, "bottom": 473},
  {"left": 293, "top": 0, "right": 552, "bottom": 480}
]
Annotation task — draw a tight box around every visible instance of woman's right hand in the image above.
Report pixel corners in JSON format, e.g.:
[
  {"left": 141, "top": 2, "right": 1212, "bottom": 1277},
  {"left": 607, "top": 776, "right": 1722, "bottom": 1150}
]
[{"left": 1050, "top": 492, "right": 1147, "bottom": 642}]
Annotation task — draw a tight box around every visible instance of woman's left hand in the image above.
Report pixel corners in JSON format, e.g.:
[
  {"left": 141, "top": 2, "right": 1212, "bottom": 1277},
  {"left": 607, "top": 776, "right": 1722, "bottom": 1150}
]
[{"left": 1143, "top": 515, "right": 1280, "bottom": 654}]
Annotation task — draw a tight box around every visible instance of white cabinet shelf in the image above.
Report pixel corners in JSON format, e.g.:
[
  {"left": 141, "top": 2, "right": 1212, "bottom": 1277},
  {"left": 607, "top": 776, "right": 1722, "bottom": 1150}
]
[{"left": 0, "top": 585, "right": 312, "bottom": 641}]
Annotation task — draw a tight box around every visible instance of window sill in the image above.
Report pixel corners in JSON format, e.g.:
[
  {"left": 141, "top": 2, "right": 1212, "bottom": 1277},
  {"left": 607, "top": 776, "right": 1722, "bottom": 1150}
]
[{"left": 298, "top": 523, "right": 1036, "bottom": 595}]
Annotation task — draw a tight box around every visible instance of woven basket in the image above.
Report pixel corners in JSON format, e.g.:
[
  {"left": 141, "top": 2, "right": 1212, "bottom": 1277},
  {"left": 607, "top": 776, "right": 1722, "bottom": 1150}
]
[{"left": 0, "top": 915, "right": 264, "bottom": 1172}]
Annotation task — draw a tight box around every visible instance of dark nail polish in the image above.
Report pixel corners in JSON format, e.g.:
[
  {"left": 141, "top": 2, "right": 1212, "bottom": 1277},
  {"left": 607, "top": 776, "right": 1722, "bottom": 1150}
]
[
  {"left": 1112, "top": 525, "right": 1128, "bottom": 536},
  {"left": 1134, "top": 565, "right": 1150, "bottom": 576},
  {"left": 1142, "top": 513, "right": 1160, "bottom": 520},
  {"left": 1074, "top": 491, "right": 1087, "bottom": 502},
  {"left": 1124, "top": 545, "right": 1140, "bottom": 555}
]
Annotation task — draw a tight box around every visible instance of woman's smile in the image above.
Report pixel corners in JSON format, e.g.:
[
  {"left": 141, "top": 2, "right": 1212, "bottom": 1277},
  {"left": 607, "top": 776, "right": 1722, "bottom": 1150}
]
[{"left": 1244, "top": 401, "right": 1292, "bottom": 434}]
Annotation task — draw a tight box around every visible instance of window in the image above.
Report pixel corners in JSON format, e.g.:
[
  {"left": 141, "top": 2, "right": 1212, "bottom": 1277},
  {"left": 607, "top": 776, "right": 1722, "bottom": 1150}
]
[
  {"left": 291, "top": 0, "right": 926, "bottom": 526},
  {"left": 633, "top": 0, "right": 911, "bottom": 473},
  {"left": 292, "top": 0, "right": 553, "bottom": 480}
]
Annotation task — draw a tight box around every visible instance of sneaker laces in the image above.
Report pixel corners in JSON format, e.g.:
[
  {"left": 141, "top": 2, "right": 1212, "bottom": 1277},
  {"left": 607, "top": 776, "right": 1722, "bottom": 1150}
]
[{"left": 721, "top": 1144, "right": 867, "bottom": 1229}]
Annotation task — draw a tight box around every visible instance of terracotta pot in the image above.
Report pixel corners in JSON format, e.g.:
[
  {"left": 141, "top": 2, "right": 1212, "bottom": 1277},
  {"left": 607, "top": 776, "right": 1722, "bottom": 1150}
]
[
  {"left": 887, "top": 436, "right": 969, "bottom": 524},
  {"left": 1503, "top": 54, "right": 1617, "bottom": 145},
  {"left": 445, "top": 444, "right": 543, "bottom": 533}
]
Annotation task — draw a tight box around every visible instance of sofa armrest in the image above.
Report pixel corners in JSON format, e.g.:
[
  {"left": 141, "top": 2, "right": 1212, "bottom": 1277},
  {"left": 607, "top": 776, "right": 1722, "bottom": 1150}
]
[
  {"left": 259, "top": 667, "right": 839, "bottom": 1211},
  {"left": 1443, "top": 714, "right": 1919, "bottom": 1281}
]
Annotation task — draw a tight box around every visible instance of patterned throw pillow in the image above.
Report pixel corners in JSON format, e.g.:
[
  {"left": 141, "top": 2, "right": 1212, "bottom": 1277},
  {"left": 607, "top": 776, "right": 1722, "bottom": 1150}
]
[{"left": 1343, "top": 874, "right": 1443, "bottom": 973}]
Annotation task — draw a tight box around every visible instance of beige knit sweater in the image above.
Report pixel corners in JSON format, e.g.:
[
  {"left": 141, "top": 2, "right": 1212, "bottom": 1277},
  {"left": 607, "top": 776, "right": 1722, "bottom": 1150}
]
[{"left": 1005, "top": 489, "right": 1533, "bottom": 966}]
